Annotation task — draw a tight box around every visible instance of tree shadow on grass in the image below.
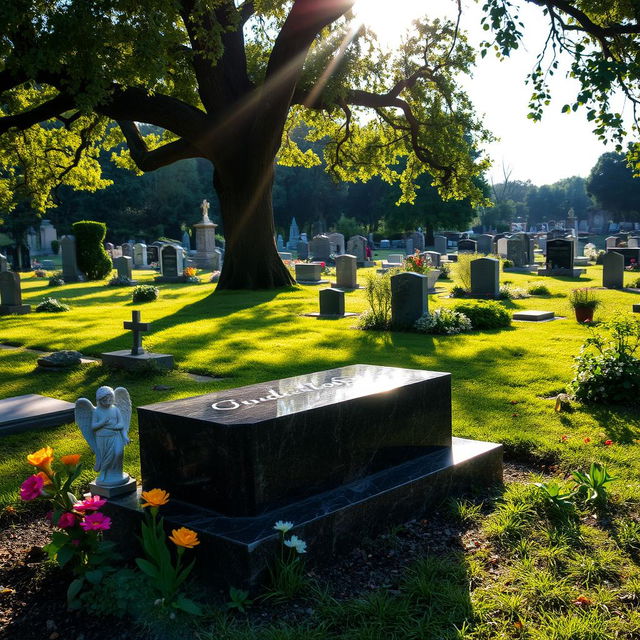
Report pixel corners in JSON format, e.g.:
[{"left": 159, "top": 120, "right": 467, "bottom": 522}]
[{"left": 579, "top": 405, "right": 640, "bottom": 444}]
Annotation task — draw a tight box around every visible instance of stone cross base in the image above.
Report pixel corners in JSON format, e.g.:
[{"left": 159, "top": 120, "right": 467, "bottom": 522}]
[
  {"left": 0, "top": 304, "right": 31, "bottom": 315},
  {"left": 101, "top": 350, "right": 174, "bottom": 371}
]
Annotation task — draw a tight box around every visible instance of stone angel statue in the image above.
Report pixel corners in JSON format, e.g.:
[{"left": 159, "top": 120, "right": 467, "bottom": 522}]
[{"left": 76, "top": 386, "right": 135, "bottom": 495}]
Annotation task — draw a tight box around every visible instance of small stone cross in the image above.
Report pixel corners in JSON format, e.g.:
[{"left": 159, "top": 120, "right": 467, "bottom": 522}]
[{"left": 123, "top": 310, "right": 151, "bottom": 356}]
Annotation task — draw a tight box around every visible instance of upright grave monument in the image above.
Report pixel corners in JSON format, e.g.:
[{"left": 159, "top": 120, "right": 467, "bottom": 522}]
[
  {"left": 60, "top": 235, "right": 83, "bottom": 282},
  {"left": 0, "top": 271, "right": 31, "bottom": 315},
  {"left": 470, "top": 257, "right": 499, "bottom": 298},
  {"left": 155, "top": 244, "right": 185, "bottom": 283},
  {"left": 602, "top": 251, "right": 624, "bottom": 289},
  {"left": 391, "top": 271, "right": 428, "bottom": 329},
  {"left": 194, "top": 200, "right": 219, "bottom": 270},
  {"left": 113, "top": 256, "right": 136, "bottom": 284}
]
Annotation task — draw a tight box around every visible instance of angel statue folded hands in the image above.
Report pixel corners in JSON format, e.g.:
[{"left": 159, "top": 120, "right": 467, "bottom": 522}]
[{"left": 76, "top": 386, "right": 136, "bottom": 496}]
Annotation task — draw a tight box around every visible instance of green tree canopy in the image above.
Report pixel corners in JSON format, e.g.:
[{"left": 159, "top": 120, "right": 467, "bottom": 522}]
[{"left": 587, "top": 152, "right": 640, "bottom": 219}]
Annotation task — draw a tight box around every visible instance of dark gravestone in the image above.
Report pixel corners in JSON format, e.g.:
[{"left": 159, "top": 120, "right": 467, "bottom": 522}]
[
  {"left": 114, "top": 256, "right": 134, "bottom": 282},
  {"left": 470, "top": 257, "right": 499, "bottom": 297},
  {"left": 476, "top": 234, "right": 493, "bottom": 255},
  {"left": 320, "top": 288, "right": 345, "bottom": 316},
  {"left": 0, "top": 271, "right": 30, "bottom": 315},
  {"left": 602, "top": 251, "right": 624, "bottom": 289},
  {"left": 607, "top": 247, "right": 640, "bottom": 267},
  {"left": 0, "top": 394, "right": 75, "bottom": 436},
  {"left": 391, "top": 272, "right": 428, "bottom": 329},
  {"left": 146, "top": 245, "right": 159, "bottom": 264},
  {"left": 105, "top": 365, "right": 502, "bottom": 590},
  {"left": 161, "top": 245, "right": 179, "bottom": 276},
  {"left": 457, "top": 239, "right": 477, "bottom": 254},
  {"left": 296, "top": 241, "right": 309, "bottom": 260},
  {"left": 546, "top": 239, "right": 574, "bottom": 270},
  {"left": 60, "top": 235, "right": 82, "bottom": 282}
]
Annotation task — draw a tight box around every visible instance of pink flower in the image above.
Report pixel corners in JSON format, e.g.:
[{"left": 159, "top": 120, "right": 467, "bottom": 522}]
[
  {"left": 57, "top": 512, "right": 77, "bottom": 529},
  {"left": 73, "top": 495, "right": 107, "bottom": 512},
  {"left": 79, "top": 512, "right": 111, "bottom": 531},
  {"left": 20, "top": 474, "right": 44, "bottom": 501}
]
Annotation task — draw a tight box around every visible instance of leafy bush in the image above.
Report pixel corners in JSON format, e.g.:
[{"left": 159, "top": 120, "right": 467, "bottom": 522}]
[
  {"left": 569, "top": 287, "right": 601, "bottom": 310},
  {"left": 527, "top": 281, "right": 551, "bottom": 295},
  {"left": 357, "top": 270, "right": 396, "bottom": 330},
  {"left": 630, "top": 276, "right": 640, "bottom": 288},
  {"left": 570, "top": 315, "right": 640, "bottom": 404},
  {"left": 438, "top": 262, "right": 451, "bottom": 279},
  {"left": 502, "top": 259, "right": 514, "bottom": 268},
  {"left": 132, "top": 285, "right": 159, "bottom": 303},
  {"left": 48, "top": 271, "right": 65, "bottom": 287},
  {"left": 498, "top": 284, "right": 530, "bottom": 300},
  {"left": 449, "top": 285, "right": 467, "bottom": 298},
  {"left": 107, "top": 275, "right": 132, "bottom": 287},
  {"left": 72, "top": 221, "right": 112, "bottom": 280},
  {"left": 414, "top": 308, "right": 472, "bottom": 335},
  {"left": 36, "top": 297, "right": 70, "bottom": 312},
  {"left": 453, "top": 300, "right": 511, "bottom": 329},
  {"left": 453, "top": 252, "right": 482, "bottom": 290}
]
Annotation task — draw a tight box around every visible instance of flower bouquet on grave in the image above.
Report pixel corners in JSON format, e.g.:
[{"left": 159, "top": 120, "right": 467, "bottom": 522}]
[
  {"left": 19, "top": 447, "right": 118, "bottom": 608},
  {"left": 403, "top": 250, "right": 432, "bottom": 275}
]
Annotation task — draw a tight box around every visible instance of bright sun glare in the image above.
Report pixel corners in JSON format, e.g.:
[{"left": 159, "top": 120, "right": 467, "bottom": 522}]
[{"left": 352, "top": 0, "right": 433, "bottom": 45}]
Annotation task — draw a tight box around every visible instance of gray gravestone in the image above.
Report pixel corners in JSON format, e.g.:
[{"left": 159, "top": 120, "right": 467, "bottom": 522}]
[
  {"left": 470, "top": 257, "right": 500, "bottom": 297},
  {"left": 60, "top": 235, "right": 82, "bottom": 282},
  {"left": 496, "top": 237, "right": 508, "bottom": 258},
  {"left": 476, "top": 234, "right": 494, "bottom": 255},
  {"left": 423, "top": 251, "right": 440, "bottom": 267},
  {"left": 457, "top": 239, "right": 477, "bottom": 254},
  {"left": 405, "top": 238, "right": 414, "bottom": 256},
  {"left": 434, "top": 235, "right": 448, "bottom": 254},
  {"left": 506, "top": 237, "right": 526, "bottom": 266},
  {"left": 607, "top": 247, "right": 640, "bottom": 266},
  {"left": 327, "top": 233, "right": 345, "bottom": 256},
  {"left": 278, "top": 252, "right": 293, "bottom": 261},
  {"left": 602, "top": 251, "right": 624, "bottom": 289},
  {"left": 605, "top": 236, "right": 618, "bottom": 249},
  {"left": 387, "top": 254, "right": 404, "bottom": 265},
  {"left": 319, "top": 288, "right": 345, "bottom": 316},
  {"left": 133, "top": 243, "right": 148, "bottom": 268},
  {"left": 114, "top": 256, "right": 134, "bottom": 281},
  {"left": 629, "top": 237, "right": 640, "bottom": 248},
  {"left": 296, "top": 241, "right": 309, "bottom": 260},
  {"left": 411, "top": 231, "right": 425, "bottom": 252},
  {"left": 0, "top": 394, "right": 75, "bottom": 436},
  {"left": 277, "top": 234, "right": 285, "bottom": 251},
  {"left": 0, "top": 271, "right": 30, "bottom": 315},
  {"left": 391, "top": 271, "right": 428, "bottom": 329},
  {"left": 295, "top": 262, "right": 326, "bottom": 283},
  {"left": 121, "top": 243, "right": 133, "bottom": 258},
  {"left": 335, "top": 254, "right": 357, "bottom": 289},
  {"left": 309, "top": 235, "right": 331, "bottom": 263},
  {"left": 347, "top": 235, "right": 367, "bottom": 263}
]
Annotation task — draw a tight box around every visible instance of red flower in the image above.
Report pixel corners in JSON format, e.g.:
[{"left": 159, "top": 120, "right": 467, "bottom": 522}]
[
  {"left": 57, "top": 512, "right": 77, "bottom": 529},
  {"left": 584, "top": 437, "right": 591, "bottom": 443},
  {"left": 561, "top": 435, "right": 568, "bottom": 442},
  {"left": 604, "top": 439, "right": 613, "bottom": 446}
]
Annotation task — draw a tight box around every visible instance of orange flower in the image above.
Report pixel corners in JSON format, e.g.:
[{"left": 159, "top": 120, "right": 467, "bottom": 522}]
[
  {"left": 169, "top": 527, "right": 200, "bottom": 549},
  {"left": 36, "top": 471, "right": 52, "bottom": 486},
  {"left": 60, "top": 454, "right": 81, "bottom": 467},
  {"left": 27, "top": 446, "right": 54, "bottom": 473},
  {"left": 141, "top": 488, "right": 170, "bottom": 508}
]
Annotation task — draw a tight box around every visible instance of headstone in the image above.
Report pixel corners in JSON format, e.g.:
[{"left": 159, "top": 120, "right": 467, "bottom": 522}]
[
  {"left": 512, "top": 310, "right": 555, "bottom": 321},
  {"left": 476, "top": 234, "right": 493, "bottom": 255},
  {"left": 113, "top": 256, "right": 134, "bottom": 282},
  {"left": 287, "top": 218, "right": 300, "bottom": 250},
  {"left": 327, "top": 232, "right": 345, "bottom": 256},
  {"left": 410, "top": 231, "right": 425, "bottom": 252},
  {"left": 387, "top": 254, "right": 404, "bottom": 265},
  {"left": 133, "top": 243, "right": 148, "bottom": 268},
  {"left": 347, "top": 235, "right": 367, "bottom": 263},
  {"left": 296, "top": 241, "right": 309, "bottom": 260},
  {"left": 146, "top": 245, "right": 159, "bottom": 265},
  {"left": 39, "top": 219, "right": 58, "bottom": 253},
  {"left": 424, "top": 251, "right": 440, "bottom": 267},
  {"left": 380, "top": 239, "right": 390, "bottom": 249},
  {"left": 105, "top": 242, "right": 115, "bottom": 254},
  {"left": 506, "top": 237, "right": 526, "bottom": 267},
  {"left": 434, "top": 236, "right": 448, "bottom": 254},
  {"left": 546, "top": 238, "right": 574, "bottom": 270},
  {"left": 496, "top": 237, "right": 509, "bottom": 258},
  {"left": 121, "top": 243, "right": 133, "bottom": 258},
  {"left": 335, "top": 254, "right": 358, "bottom": 289},
  {"left": 470, "top": 258, "right": 499, "bottom": 297},
  {"left": 602, "top": 251, "right": 624, "bottom": 289},
  {"left": 60, "top": 235, "right": 82, "bottom": 282},
  {"left": 278, "top": 252, "right": 293, "bottom": 261},
  {"left": 194, "top": 200, "right": 218, "bottom": 269},
  {"left": 158, "top": 244, "right": 184, "bottom": 280},
  {"left": 0, "top": 271, "right": 30, "bottom": 315},
  {"left": 309, "top": 235, "right": 331, "bottom": 263},
  {"left": 0, "top": 394, "right": 75, "bottom": 436},
  {"left": 277, "top": 234, "right": 285, "bottom": 251},
  {"left": 629, "top": 237, "right": 640, "bottom": 248},
  {"left": 605, "top": 236, "right": 618, "bottom": 249},
  {"left": 607, "top": 247, "right": 640, "bottom": 267},
  {"left": 405, "top": 238, "right": 414, "bottom": 256},
  {"left": 457, "top": 239, "right": 477, "bottom": 254},
  {"left": 181, "top": 230, "right": 191, "bottom": 251},
  {"left": 295, "top": 262, "right": 327, "bottom": 284},
  {"left": 391, "top": 271, "right": 428, "bottom": 329},
  {"left": 319, "top": 288, "right": 345, "bottom": 317}
]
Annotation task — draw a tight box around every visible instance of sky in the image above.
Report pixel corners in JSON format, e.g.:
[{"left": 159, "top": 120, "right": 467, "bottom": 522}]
[{"left": 353, "top": 0, "right": 634, "bottom": 187}]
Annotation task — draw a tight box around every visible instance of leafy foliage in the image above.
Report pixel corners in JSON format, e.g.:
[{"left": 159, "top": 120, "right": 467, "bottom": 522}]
[
  {"left": 414, "top": 309, "right": 472, "bottom": 335},
  {"left": 132, "top": 285, "right": 159, "bottom": 303},
  {"left": 357, "top": 270, "right": 397, "bottom": 330},
  {"left": 72, "top": 220, "right": 112, "bottom": 280},
  {"left": 572, "top": 463, "right": 616, "bottom": 504},
  {"left": 35, "top": 297, "right": 70, "bottom": 313},
  {"left": 453, "top": 300, "right": 511, "bottom": 329}
]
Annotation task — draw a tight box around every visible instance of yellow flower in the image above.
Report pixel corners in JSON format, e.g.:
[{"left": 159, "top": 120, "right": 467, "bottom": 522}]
[
  {"left": 169, "top": 527, "right": 199, "bottom": 549},
  {"left": 141, "top": 488, "right": 170, "bottom": 508},
  {"left": 27, "top": 447, "right": 54, "bottom": 473},
  {"left": 36, "top": 471, "right": 53, "bottom": 486},
  {"left": 60, "top": 454, "right": 81, "bottom": 467}
]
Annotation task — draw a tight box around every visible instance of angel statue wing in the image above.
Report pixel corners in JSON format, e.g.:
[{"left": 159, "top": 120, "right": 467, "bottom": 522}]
[
  {"left": 114, "top": 387, "right": 132, "bottom": 440},
  {"left": 75, "top": 398, "right": 96, "bottom": 454}
]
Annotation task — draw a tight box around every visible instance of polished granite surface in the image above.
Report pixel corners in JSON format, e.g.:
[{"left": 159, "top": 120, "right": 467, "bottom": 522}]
[{"left": 138, "top": 365, "right": 452, "bottom": 516}]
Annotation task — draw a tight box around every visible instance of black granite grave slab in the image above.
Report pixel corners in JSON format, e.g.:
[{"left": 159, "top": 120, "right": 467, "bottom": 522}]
[
  {"left": 106, "top": 436, "right": 502, "bottom": 591},
  {"left": 0, "top": 394, "right": 75, "bottom": 436},
  {"left": 138, "top": 365, "right": 452, "bottom": 517}
]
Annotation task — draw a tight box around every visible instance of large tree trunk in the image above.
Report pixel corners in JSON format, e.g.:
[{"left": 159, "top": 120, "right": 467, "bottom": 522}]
[{"left": 214, "top": 157, "right": 295, "bottom": 291}]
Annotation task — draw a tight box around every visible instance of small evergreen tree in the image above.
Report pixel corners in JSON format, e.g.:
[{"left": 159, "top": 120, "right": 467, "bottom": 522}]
[{"left": 71, "top": 221, "right": 112, "bottom": 280}]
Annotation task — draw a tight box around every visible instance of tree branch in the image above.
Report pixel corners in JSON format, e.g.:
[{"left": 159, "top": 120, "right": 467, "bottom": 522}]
[
  {"left": 0, "top": 94, "right": 75, "bottom": 135},
  {"left": 117, "top": 120, "right": 205, "bottom": 172}
]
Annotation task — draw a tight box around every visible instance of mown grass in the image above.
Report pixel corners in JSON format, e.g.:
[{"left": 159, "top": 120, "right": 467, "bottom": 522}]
[{"left": 1, "top": 261, "right": 639, "bottom": 638}]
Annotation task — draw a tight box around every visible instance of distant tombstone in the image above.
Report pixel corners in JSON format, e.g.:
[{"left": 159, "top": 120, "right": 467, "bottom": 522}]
[
  {"left": 380, "top": 239, "right": 390, "bottom": 249},
  {"left": 114, "top": 256, "right": 133, "bottom": 280},
  {"left": 278, "top": 252, "right": 293, "bottom": 261},
  {"left": 506, "top": 237, "right": 526, "bottom": 267},
  {"left": 470, "top": 258, "right": 499, "bottom": 298},
  {"left": 476, "top": 234, "right": 493, "bottom": 255},
  {"left": 410, "top": 231, "right": 425, "bottom": 252},
  {"left": 296, "top": 241, "right": 309, "bottom": 260},
  {"left": 405, "top": 238, "right": 414, "bottom": 255},
  {"left": 319, "top": 288, "right": 345, "bottom": 317},
  {"left": 146, "top": 245, "right": 159, "bottom": 265},
  {"left": 104, "top": 242, "right": 114, "bottom": 253},
  {"left": 160, "top": 245, "right": 183, "bottom": 278},
  {"left": 546, "top": 239, "right": 574, "bottom": 270},
  {"left": 327, "top": 233, "right": 345, "bottom": 256},
  {"left": 277, "top": 234, "right": 285, "bottom": 251},
  {"left": 629, "top": 237, "right": 640, "bottom": 248},
  {"left": 424, "top": 251, "right": 440, "bottom": 267},
  {"left": 605, "top": 236, "right": 618, "bottom": 249},
  {"left": 496, "top": 237, "right": 508, "bottom": 258},
  {"left": 434, "top": 236, "right": 448, "bottom": 254},
  {"left": 133, "top": 243, "right": 148, "bottom": 268},
  {"left": 391, "top": 272, "right": 428, "bottom": 329},
  {"left": 60, "top": 235, "right": 82, "bottom": 282},
  {"left": 387, "top": 254, "right": 404, "bottom": 265},
  {"left": 182, "top": 230, "right": 191, "bottom": 251},
  {"left": 0, "top": 271, "right": 30, "bottom": 315},
  {"left": 335, "top": 254, "right": 357, "bottom": 289},
  {"left": 347, "top": 235, "right": 367, "bottom": 263},
  {"left": 39, "top": 219, "right": 58, "bottom": 253},
  {"left": 121, "top": 243, "right": 133, "bottom": 258},
  {"left": 457, "top": 239, "right": 477, "bottom": 254},
  {"left": 309, "top": 235, "right": 331, "bottom": 262},
  {"left": 602, "top": 251, "right": 624, "bottom": 289},
  {"left": 287, "top": 218, "right": 300, "bottom": 250},
  {"left": 300, "top": 232, "right": 308, "bottom": 243},
  {"left": 295, "top": 262, "right": 326, "bottom": 284},
  {"left": 0, "top": 254, "right": 7, "bottom": 272}
]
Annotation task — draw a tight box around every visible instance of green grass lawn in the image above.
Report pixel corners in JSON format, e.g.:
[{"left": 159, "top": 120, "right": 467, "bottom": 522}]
[{"left": 1, "top": 262, "right": 640, "bottom": 638}]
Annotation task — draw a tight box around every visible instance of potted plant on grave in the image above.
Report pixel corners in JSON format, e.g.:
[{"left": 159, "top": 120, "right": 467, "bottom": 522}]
[
  {"left": 569, "top": 288, "right": 601, "bottom": 323},
  {"left": 403, "top": 250, "right": 441, "bottom": 290}
]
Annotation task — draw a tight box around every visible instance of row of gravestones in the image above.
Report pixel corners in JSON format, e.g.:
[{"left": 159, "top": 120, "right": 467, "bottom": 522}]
[{"left": 296, "top": 234, "right": 374, "bottom": 266}]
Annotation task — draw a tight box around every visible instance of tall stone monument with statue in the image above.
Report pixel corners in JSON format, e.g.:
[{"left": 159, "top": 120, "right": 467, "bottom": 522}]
[{"left": 194, "top": 200, "right": 220, "bottom": 270}]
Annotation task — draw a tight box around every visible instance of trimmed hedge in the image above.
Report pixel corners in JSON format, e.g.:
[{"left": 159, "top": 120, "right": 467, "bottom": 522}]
[
  {"left": 71, "top": 220, "right": 112, "bottom": 280},
  {"left": 452, "top": 300, "right": 511, "bottom": 329}
]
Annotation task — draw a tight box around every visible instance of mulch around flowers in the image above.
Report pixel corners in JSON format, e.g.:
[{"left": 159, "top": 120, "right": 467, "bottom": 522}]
[{"left": 0, "top": 463, "right": 539, "bottom": 639}]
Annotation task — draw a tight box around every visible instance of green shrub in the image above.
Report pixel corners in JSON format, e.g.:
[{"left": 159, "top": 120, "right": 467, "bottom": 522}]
[
  {"left": 132, "top": 285, "right": 159, "bottom": 303},
  {"left": 71, "top": 221, "right": 112, "bottom": 280},
  {"left": 48, "top": 271, "right": 65, "bottom": 287},
  {"left": 36, "top": 297, "right": 70, "bottom": 312},
  {"left": 629, "top": 276, "right": 640, "bottom": 288},
  {"left": 107, "top": 275, "right": 132, "bottom": 287},
  {"left": 498, "top": 284, "right": 530, "bottom": 300},
  {"left": 437, "top": 262, "right": 451, "bottom": 279},
  {"left": 570, "top": 315, "right": 640, "bottom": 404},
  {"left": 415, "top": 308, "right": 472, "bottom": 335},
  {"left": 357, "top": 270, "right": 396, "bottom": 330},
  {"left": 453, "top": 252, "right": 482, "bottom": 290},
  {"left": 527, "top": 281, "right": 551, "bottom": 295},
  {"left": 568, "top": 287, "right": 601, "bottom": 310},
  {"left": 50, "top": 239, "right": 60, "bottom": 255},
  {"left": 450, "top": 285, "right": 467, "bottom": 298},
  {"left": 453, "top": 300, "right": 511, "bottom": 329},
  {"left": 502, "top": 259, "right": 514, "bottom": 268}
]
